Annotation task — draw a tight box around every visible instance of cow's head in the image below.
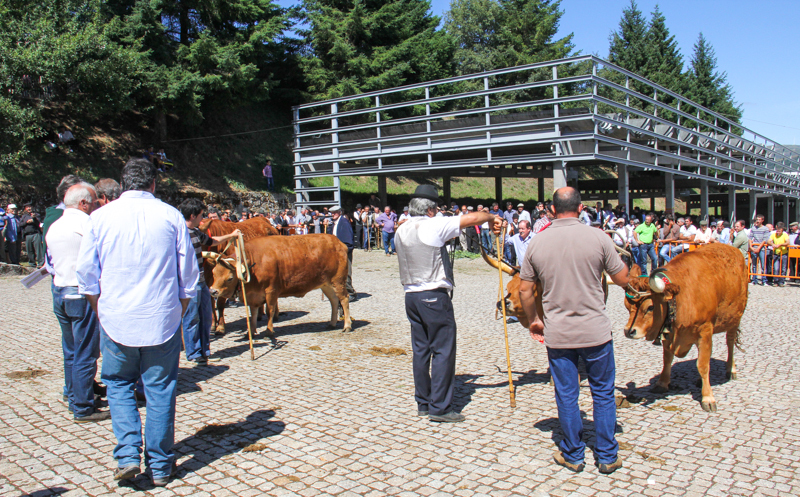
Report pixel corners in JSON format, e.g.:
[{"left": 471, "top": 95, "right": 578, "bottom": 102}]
[
  {"left": 479, "top": 244, "right": 540, "bottom": 328},
  {"left": 623, "top": 265, "right": 680, "bottom": 340},
  {"left": 204, "top": 252, "right": 240, "bottom": 299}
]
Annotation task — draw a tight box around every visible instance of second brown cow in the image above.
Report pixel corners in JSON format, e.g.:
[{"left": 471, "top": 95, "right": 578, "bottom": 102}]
[{"left": 206, "top": 234, "right": 353, "bottom": 335}]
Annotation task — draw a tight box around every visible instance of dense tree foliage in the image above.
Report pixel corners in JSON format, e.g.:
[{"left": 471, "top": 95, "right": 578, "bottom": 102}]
[
  {"left": 607, "top": 0, "right": 648, "bottom": 74},
  {"left": 299, "top": 0, "right": 454, "bottom": 105},
  {"left": 685, "top": 33, "right": 742, "bottom": 130}
]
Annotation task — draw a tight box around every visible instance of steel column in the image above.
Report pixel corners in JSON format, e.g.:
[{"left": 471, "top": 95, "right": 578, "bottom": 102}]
[
  {"left": 378, "top": 175, "right": 387, "bottom": 207},
  {"left": 443, "top": 175, "right": 451, "bottom": 206},
  {"left": 767, "top": 195, "right": 775, "bottom": 224},
  {"left": 617, "top": 164, "right": 629, "bottom": 210},
  {"left": 553, "top": 161, "right": 567, "bottom": 190},
  {"left": 538, "top": 171, "right": 545, "bottom": 202},
  {"left": 699, "top": 167, "right": 709, "bottom": 220},
  {"left": 728, "top": 186, "right": 737, "bottom": 223},
  {"left": 782, "top": 196, "right": 790, "bottom": 225},
  {"left": 749, "top": 190, "right": 758, "bottom": 222},
  {"left": 665, "top": 173, "right": 675, "bottom": 214},
  {"left": 495, "top": 176, "right": 503, "bottom": 204}
]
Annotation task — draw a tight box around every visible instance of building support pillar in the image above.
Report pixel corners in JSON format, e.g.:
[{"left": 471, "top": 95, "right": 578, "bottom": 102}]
[
  {"left": 699, "top": 178, "right": 709, "bottom": 220},
  {"left": 749, "top": 190, "right": 757, "bottom": 223},
  {"left": 795, "top": 198, "right": 800, "bottom": 225},
  {"left": 553, "top": 161, "right": 567, "bottom": 190},
  {"left": 538, "top": 166, "right": 545, "bottom": 201},
  {"left": 617, "top": 164, "right": 629, "bottom": 211},
  {"left": 767, "top": 195, "right": 775, "bottom": 225},
  {"left": 728, "top": 187, "right": 736, "bottom": 223},
  {"left": 378, "top": 175, "right": 387, "bottom": 207},
  {"left": 495, "top": 175, "right": 503, "bottom": 204},
  {"left": 782, "top": 196, "right": 790, "bottom": 225},
  {"left": 443, "top": 174, "right": 451, "bottom": 206},
  {"left": 664, "top": 173, "right": 675, "bottom": 214}
]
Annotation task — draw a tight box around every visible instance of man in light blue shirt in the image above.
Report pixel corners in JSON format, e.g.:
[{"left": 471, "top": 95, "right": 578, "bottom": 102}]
[
  {"left": 77, "top": 159, "right": 198, "bottom": 486},
  {"left": 505, "top": 220, "right": 533, "bottom": 265}
]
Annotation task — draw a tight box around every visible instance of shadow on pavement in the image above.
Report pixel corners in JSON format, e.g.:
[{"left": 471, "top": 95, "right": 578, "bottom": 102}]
[
  {"left": 177, "top": 363, "right": 230, "bottom": 396},
  {"left": 21, "top": 488, "right": 69, "bottom": 497},
  {"left": 616, "top": 357, "right": 731, "bottom": 408},
  {"left": 120, "top": 410, "right": 285, "bottom": 491},
  {"left": 453, "top": 368, "right": 551, "bottom": 411}
]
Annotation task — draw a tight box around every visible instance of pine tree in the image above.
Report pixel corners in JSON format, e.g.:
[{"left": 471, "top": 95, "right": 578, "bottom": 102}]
[
  {"left": 608, "top": 0, "right": 648, "bottom": 73},
  {"left": 300, "top": 0, "right": 455, "bottom": 105},
  {"left": 685, "top": 33, "right": 741, "bottom": 130},
  {"left": 643, "top": 5, "right": 684, "bottom": 94}
]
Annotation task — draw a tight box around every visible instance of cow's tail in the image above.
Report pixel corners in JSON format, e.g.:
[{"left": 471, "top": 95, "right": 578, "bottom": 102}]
[{"left": 734, "top": 328, "right": 746, "bottom": 353}]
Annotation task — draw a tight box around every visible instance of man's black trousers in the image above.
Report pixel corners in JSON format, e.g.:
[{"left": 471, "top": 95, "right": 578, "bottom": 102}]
[{"left": 405, "top": 288, "right": 457, "bottom": 416}]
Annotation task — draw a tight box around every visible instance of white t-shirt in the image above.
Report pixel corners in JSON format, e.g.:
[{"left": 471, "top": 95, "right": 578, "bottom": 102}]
[
  {"left": 401, "top": 216, "right": 461, "bottom": 293},
  {"left": 680, "top": 225, "right": 698, "bottom": 249},
  {"left": 398, "top": 213, "right": 411, "bottom": 223}
]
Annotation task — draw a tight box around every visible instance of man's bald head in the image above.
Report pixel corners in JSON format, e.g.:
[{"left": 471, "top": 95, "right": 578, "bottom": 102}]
[{"left": 552, "top": 187, "right": 582, "bottom": 216}]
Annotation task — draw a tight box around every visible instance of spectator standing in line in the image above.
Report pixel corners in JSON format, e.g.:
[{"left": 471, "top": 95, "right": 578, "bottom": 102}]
[
  {"left": 262, "top": 160, "right": 274, "bottom": 192},
  {"left": 43, "top": 176, "right": 85, "bottom": 241},
  {"left": 360, "top": 208, "right": 370, "bottom": 250},
  {"left": 517, "top": 203, "right": 532, "bottom": 223},
  {"left": 376, "top": 206, "right": 398, "bottom": 256},
  {"left": 372, "top": 207, "right": 383, "bottom": 250},
  {"left": 748, "top": 214, "right": 770, "bottom": 285},
  {"left": 517, "top": 187, "right": 629, "bottom": 475},
  {"left": 395, "top": 185, "right": 500, "bottom": 423},
  {"left": 46, "top": 183, "right": 110, "bottom": 423},
  {"left": 76, "top": 159, "right": 198, "bottom": 486},
  {"left": 768, "top": 222, "right": 790, "bottom": 287},
  {"left": 95, "top": 179, "right": 122, "bottom": 207},
  {"left": 579, "top": 205, "right": 593, "bottom": 226},
  {"left": 4, "top": 204, "right": 20, "bottom": 264},
  {"left": 694, "top": 219, "right": 713, "bottom": 244},
  {"left": 353, "top": 204, "right": 363, "bottom": 248},
  {"left": 533, "top": 208, "right": 552, "bottom": 234},
  {"left": 626, "top": 218, "right": 640, "bottom": 267},
  {"left": 788, "top": 222, "right": 800, "bottom": 245},
  {"left": 398, "top": 206, "right": 412, "bottom": 228},
  {"left": 711, "top": 220, "right": 730, "bottom": 244},
  {"left": 634, "top": 214, "right": 658, "bottom": 276},
  {"left": 329, "top": 206, "right": 356, "bottom": 300},
  {"left": 503, "top": 203, "right": 516, "bottom": 225},
  {"left": 479, "top": 206, "right": 492, "bottom": 252},
  {"left": 457, "top": 205, "right": 469, "bottom": 251},
  {"left": 20, "top": 203, "right": 44, "bottom": 266},
  {"left": 0, "top": 206, "right": 5, "bottom": 263},
  {"left": 178, "top": 198, "right": 241, "bottom": 364},
  {"left": 657, "top": 215, "right": 681, "bottom": 265},
  {"left": 504, "top": 219, "right": 533, "bottom": 266},
  {"left": 732, "top": 220, "right": 749, "bottom": 260}
]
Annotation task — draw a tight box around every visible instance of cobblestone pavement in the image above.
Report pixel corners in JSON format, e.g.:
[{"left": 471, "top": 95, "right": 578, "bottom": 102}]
[{"left": 1, "top": 250, "right": 799, "bottom": 497}]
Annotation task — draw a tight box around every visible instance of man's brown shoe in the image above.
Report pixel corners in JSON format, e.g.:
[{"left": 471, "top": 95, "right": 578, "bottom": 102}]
[
  {"left": 553, "top": 452, "right": 584, "bottom": 473},
  {"left": 597, "top": 457, "right": 623, "bottom": 474}
]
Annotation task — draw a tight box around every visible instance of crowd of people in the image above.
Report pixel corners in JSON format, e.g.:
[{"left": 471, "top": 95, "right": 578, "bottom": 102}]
[{"left": 6, "top": 167, "right": 798, "bottom": 483}]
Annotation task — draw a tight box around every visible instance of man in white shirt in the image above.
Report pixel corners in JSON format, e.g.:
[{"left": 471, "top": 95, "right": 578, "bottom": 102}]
[
  {"left": 395, "top": 185, "right": 500, "bottom": 423},
  {"left": 679, "top": 217, "right": 698, "bottom": 251},
  {"left": 516, "top": 203, "right": 532, "bottom": 223},
  {"left": 694, "top": 219, "right": 714, "bottom": 244},
  {"left": 46, "top": 182, "right": 109, "bottom": 423},
  {"left": 76, "top": 159, "right": 198, "bottom": 486},
  {"left": 398, "top": 206, "right": 412, "bottom": 226}
]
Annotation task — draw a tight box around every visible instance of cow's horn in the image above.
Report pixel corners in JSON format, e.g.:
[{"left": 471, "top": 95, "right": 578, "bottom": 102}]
[
  {"left": 202, "top": 251, "right": 220, "bottom": 260},
  {"left": 479, "top": 242, "right": 515, "bottom": 275},
  {"left": 649, "top": 270, "right": 670, "bottom": 293}
]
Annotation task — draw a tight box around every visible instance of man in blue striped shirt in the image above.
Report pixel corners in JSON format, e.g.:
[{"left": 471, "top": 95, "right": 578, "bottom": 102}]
[
  {"left": 77, "top": 159, "right": 198, "bottom": 486},
  {"left": 748, "top": 214, "right": 771, "bottom": 285}
]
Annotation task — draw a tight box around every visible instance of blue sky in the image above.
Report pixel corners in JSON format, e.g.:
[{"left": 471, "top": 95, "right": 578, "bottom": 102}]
[{"left": 277, "top": 0, "right": 800, "bottom": 145}]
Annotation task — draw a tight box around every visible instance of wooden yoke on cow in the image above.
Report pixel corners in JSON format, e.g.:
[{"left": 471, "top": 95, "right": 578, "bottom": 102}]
[{"left": 203, "top": 231, "right": 257, "bottom": 360}]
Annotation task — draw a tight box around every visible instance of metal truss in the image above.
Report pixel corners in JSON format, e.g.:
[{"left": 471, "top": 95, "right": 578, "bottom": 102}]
[{"left": 292, "top": 55, "right": 800, "bottom": 206}]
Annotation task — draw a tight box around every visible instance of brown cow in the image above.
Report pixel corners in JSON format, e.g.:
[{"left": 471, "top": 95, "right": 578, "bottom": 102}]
[
  {"left": 623, "top": 242, "right": 748, "bottom": 412},
  {"left": 201, "top": 217, "right": 279, "bottom": 334},
  {"left": 206, "top": 234, "right": 353, "bottom": 335},
  {"left": 479, "top": 244, "right": 611, "bottom": 328}
]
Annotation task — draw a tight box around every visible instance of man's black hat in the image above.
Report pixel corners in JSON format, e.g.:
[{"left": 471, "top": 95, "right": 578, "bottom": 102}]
[
  {"left": 411, "top": 184, "right": 440, "bottom": 202},
  {"left": 356, "top": 203, "right": 362, "bottom": 209}
]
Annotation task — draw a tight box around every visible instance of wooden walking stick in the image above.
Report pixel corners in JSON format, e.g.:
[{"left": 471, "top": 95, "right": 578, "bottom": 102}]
[{"left": 496, "top": 228, "right": 516, "bottom": 408}]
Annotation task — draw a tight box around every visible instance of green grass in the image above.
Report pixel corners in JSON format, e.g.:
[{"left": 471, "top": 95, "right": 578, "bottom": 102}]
[{"left": 453, "top": 250, "right": 480, "bottom": 260}]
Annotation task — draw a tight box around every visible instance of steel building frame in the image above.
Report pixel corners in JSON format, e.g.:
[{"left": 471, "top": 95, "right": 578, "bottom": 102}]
[{"left": 291, "top": 55, "right": 800, "bottom": 212}]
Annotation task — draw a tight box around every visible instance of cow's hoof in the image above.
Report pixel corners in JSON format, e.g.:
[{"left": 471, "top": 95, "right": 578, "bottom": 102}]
[
  {"left": 342, "top": 327, "right": 352, "bottom": 333},
  {"left": 549, "top": 376, "right": 554, "bottom": 386},
  {"left": 214, "top": 329, "right": 225, "bottom": 336},
  {"left": 651, "top": 384, "right": 669, "bottom": 394},
  {"left": 701, "top": 399, "right": 717, "bottom": 413},
  {"left": 726, "top": 372, "right": 738, "bottom": 380}
]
